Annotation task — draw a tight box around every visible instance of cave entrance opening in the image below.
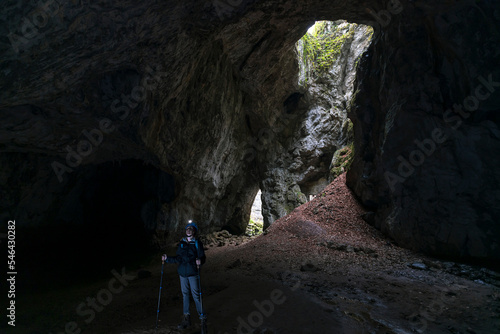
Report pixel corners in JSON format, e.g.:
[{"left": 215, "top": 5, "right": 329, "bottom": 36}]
[
  {"left": 261, "top": 20, "right": 372, "bottom": 224},
  {"left": 247, "top": 21, "right": 372, "bottom": 231},
  {"left": 247, "top": 189, "right": 264, "bottom": 236},
  {"left": 297, "top": 20, "right": 373, "bottom": 87}
]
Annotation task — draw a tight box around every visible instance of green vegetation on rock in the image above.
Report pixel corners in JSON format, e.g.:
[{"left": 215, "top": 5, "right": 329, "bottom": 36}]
[
  {"left": 297, "top": 21, "right": 356, "bottom": 82},
  {"left": 246, "top": 219, "right": 263, "bottom": 236},
  {"left": 330, "top": 142, "right": 354, "bottom": 180}
]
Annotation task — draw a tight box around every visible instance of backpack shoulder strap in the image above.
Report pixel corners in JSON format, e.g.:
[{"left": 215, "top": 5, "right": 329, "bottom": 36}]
[{"left": 195, "top": 239, "right": 200, "bottom": 258}]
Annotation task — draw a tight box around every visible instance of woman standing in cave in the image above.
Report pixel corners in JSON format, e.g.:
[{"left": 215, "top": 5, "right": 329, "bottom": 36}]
[{"left": 162, "top": 220, "right": 207, "bottom": 331}]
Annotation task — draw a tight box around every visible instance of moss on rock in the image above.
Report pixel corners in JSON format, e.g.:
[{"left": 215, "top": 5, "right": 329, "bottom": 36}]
[
  {"left": 330, "top": 143, "right": 354, "bottom": 180},
  {"left": 297, "top": 21, "right": 357, "bottom": 81}
]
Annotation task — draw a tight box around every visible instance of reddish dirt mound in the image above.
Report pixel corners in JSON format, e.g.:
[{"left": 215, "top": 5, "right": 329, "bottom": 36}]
[
  {"left": 268, "top": 172, "right": 384, "bottom": 248},
  {"left": 208, "top": 173, "right": 408, "bottom": 272}
]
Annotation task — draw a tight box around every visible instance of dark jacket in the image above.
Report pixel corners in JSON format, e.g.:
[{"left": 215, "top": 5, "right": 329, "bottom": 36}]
[{"left": 167, "top": 237, "right": 206, "bottom": 277}]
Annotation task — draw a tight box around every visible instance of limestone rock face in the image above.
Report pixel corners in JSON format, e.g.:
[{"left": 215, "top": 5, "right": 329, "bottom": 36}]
[{"left": 1, "top": 0, "right": 499, "bottom": 262}]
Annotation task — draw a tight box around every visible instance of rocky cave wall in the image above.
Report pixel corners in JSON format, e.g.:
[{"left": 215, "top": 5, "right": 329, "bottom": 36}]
[
  {"left": 347, "top": 1, "right": 500, "bottom": 261},
  {"left": 1, "top": 0, "right": 499, "bottom": 262}
]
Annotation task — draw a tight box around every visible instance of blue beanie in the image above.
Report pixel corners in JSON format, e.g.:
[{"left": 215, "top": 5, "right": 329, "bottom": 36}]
[{"left": 186, "top": 220, "right": 198, "bottom": 232}]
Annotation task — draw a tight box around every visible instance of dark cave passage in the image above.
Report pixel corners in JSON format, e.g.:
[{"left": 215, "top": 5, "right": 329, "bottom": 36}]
[{"left": 18, "top": 159, "right": 176, "bottom": 290}]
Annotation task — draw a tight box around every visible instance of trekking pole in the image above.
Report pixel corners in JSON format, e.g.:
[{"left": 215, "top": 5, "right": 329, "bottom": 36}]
[
  {"left": 197, "top": 264, "right": 204, "bottom": 317},
  {"left": 155, "top": 259, "right": 165, "bottom": 331},
  {"left": 197, "top": 262, "right": 207, "bottom": 334}
]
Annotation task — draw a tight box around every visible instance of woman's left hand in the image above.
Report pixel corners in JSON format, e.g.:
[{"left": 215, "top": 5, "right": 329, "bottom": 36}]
[{"left": 196, "top": 258, "right": 201, "bottom": 266}]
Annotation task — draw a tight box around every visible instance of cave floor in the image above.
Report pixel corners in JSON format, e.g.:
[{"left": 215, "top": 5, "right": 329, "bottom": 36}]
[{"left": 12, "top": 174, "right": 500, "bottom": 334}]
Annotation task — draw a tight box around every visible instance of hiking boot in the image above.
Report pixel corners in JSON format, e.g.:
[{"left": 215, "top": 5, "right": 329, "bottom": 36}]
[{"left": 177, "top": 314, "right": 191, "bottom": 329}]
